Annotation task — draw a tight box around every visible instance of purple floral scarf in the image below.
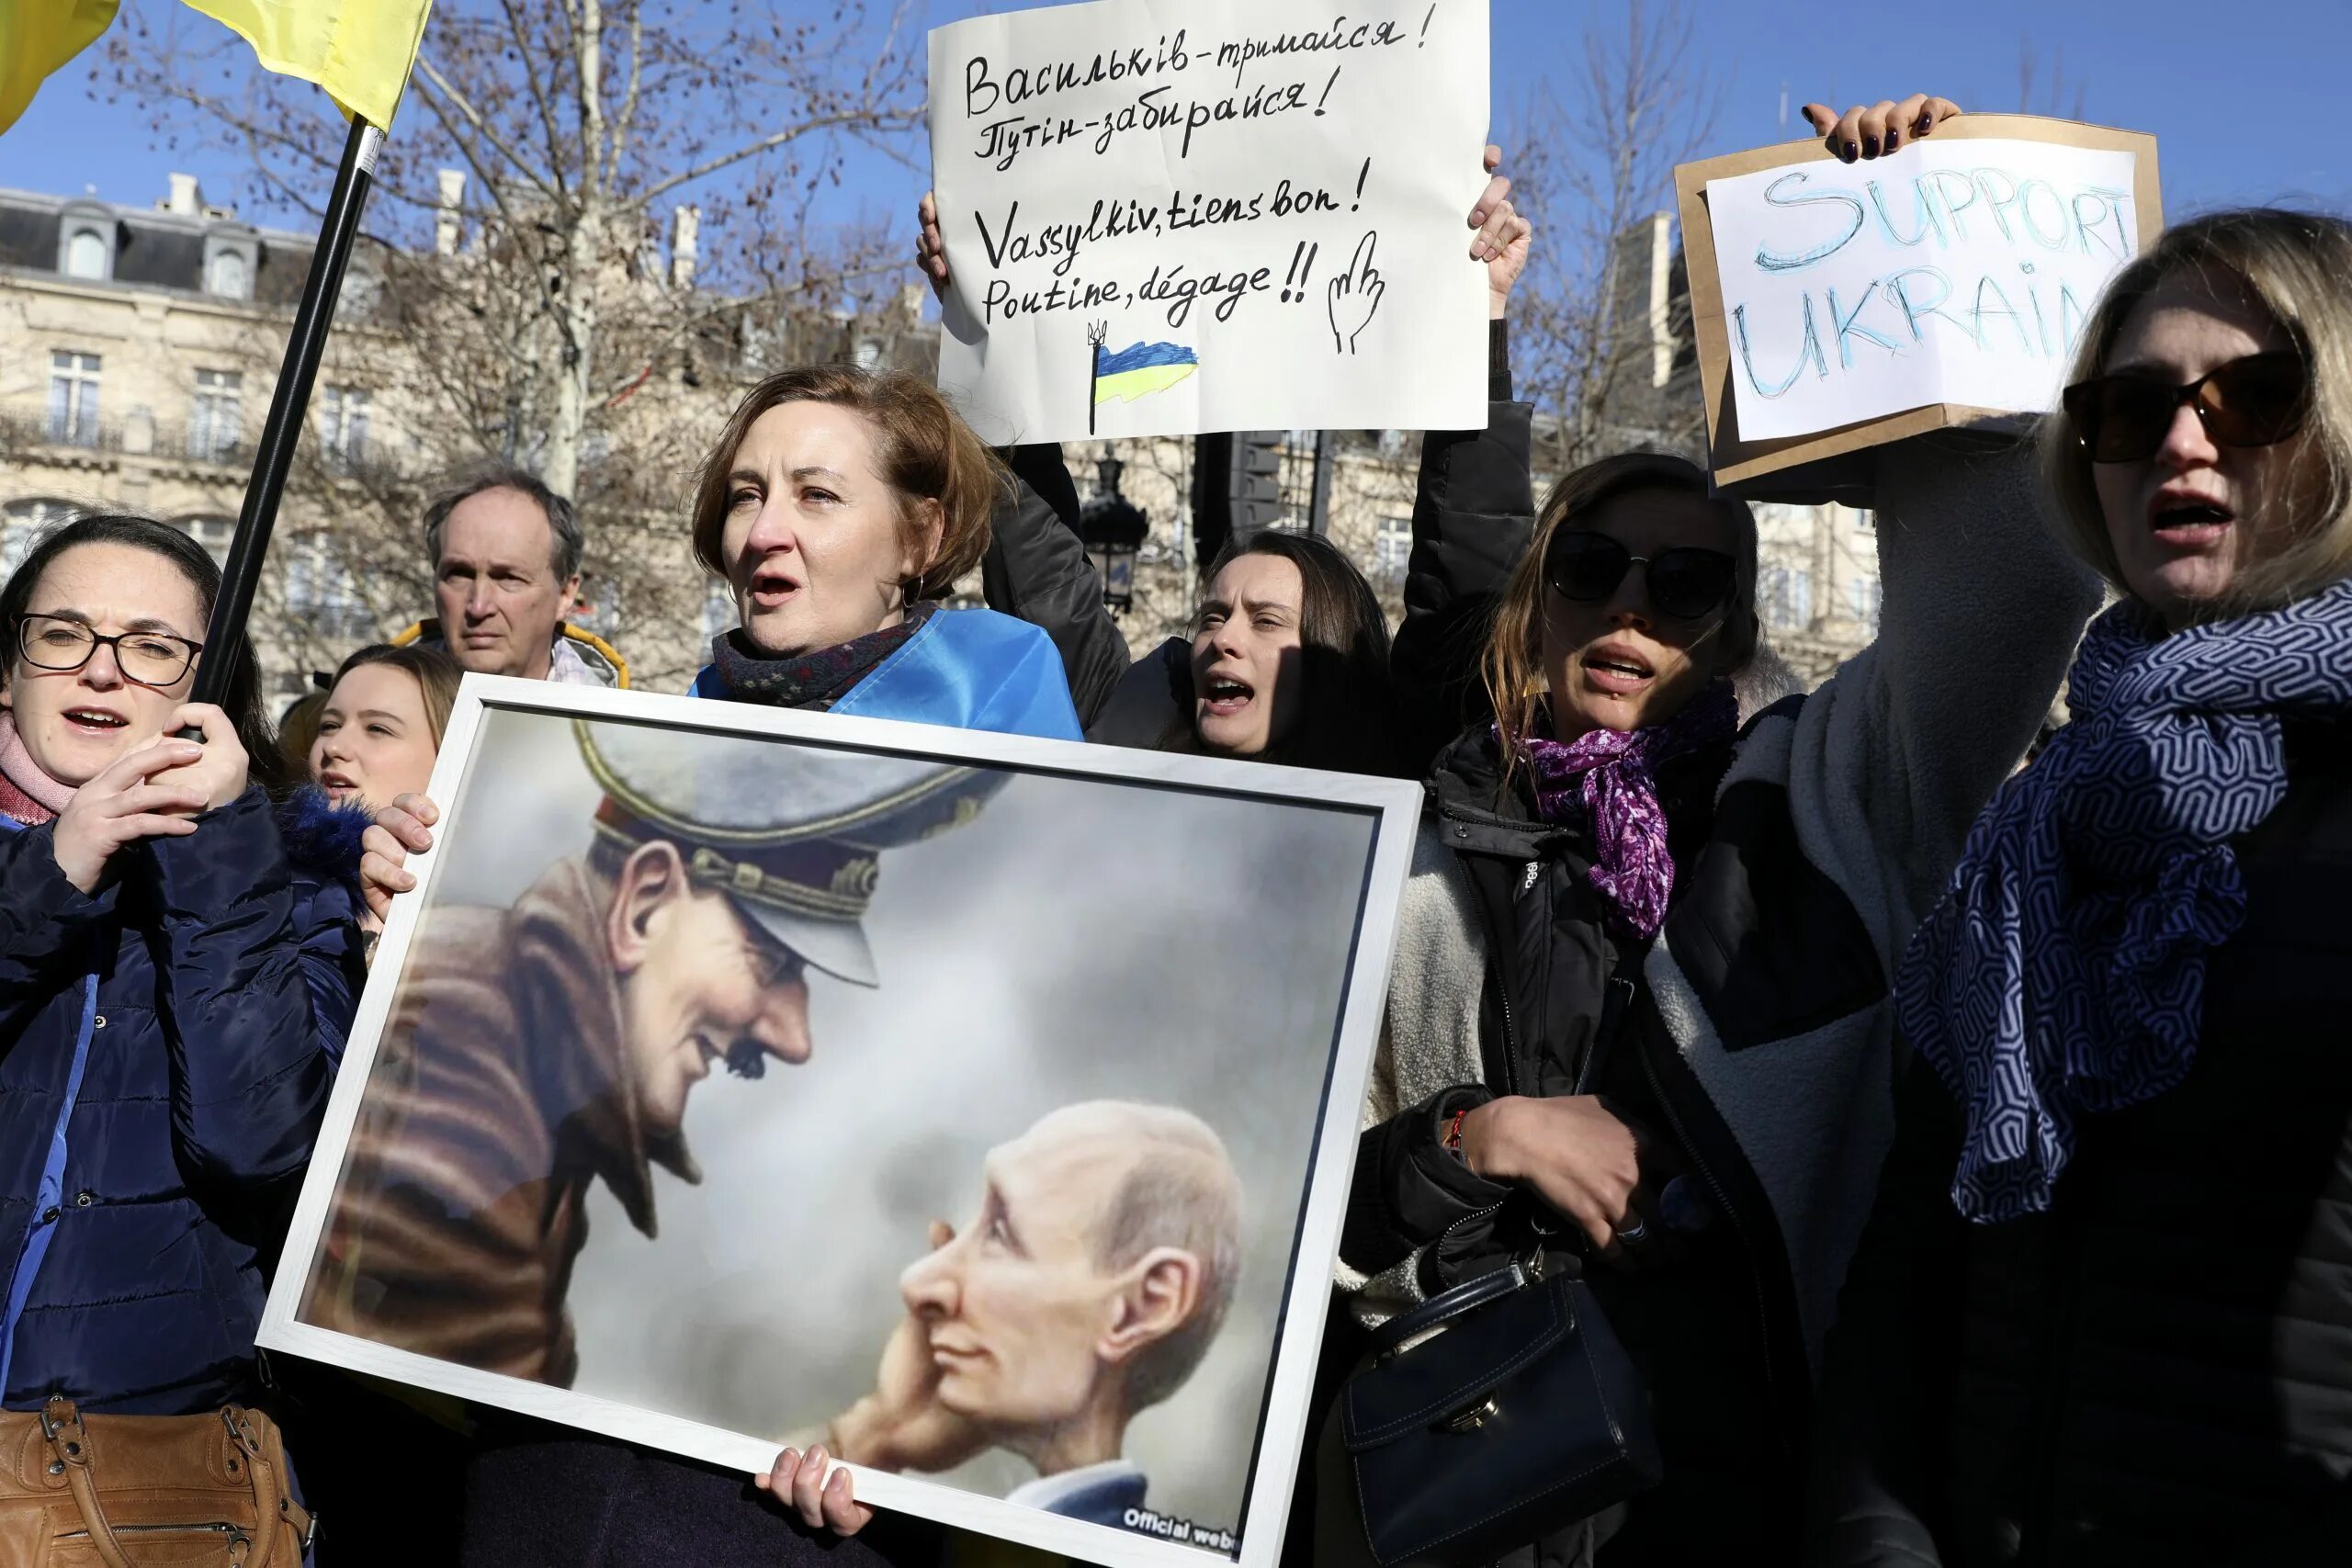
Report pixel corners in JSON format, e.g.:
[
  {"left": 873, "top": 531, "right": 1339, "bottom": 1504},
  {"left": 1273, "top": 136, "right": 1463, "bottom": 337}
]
[{"left": 1516, "top": 682, "right": 1738, "bottom": 938}]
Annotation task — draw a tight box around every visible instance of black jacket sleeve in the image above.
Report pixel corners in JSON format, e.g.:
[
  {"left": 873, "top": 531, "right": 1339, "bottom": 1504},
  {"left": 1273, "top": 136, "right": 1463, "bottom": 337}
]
[
  {"left": 1340, "top": 1085, "right": 1509, "bottom": 1281},
  {"left": 1804, "top": 1055, "right": 1968, "bottom": 1566},
  {"left": 1390, "top": 322, "right": 1537, "bottom": 778},
  {"left": 980, "top": 444, "right": 1132, "bottom": 727}
]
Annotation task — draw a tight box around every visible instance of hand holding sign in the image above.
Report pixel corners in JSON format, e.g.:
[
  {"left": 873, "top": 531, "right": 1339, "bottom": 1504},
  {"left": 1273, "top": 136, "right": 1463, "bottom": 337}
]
[
  {"left": 1800, "top": 93, "right": 1963, "bottom": 163},
  {"left": 1328, "top": 232, "right": 1387, "bottom": 354}
]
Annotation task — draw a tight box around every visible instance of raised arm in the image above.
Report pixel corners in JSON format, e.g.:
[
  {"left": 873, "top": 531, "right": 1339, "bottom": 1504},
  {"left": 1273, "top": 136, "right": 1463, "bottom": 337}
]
[
  {"left": 1390, "top": 148, "right": 1537, "bottom": 776},
  {"left": 978, "top": 441, "right": 1133, "bottom": 726},
  {"left": 1772, "top": 100, "right": 2103, "bottom": 935}
]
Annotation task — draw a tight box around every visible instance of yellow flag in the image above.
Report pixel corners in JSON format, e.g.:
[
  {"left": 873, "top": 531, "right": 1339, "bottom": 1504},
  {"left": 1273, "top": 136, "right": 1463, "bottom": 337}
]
[
  {"left": 0, "top": 0, "right": 121, "bottom": 136},
  {"left": 182, "top": 0, "right": 434, "bottom": 129}
]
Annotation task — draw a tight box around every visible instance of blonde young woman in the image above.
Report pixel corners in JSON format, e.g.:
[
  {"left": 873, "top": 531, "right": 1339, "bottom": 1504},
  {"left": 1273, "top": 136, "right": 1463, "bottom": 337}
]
[
  {"left": 1323, "top": 95, "right": 2109, "bottom": 1567},
  {"left": 1813, "top": 209, "right": 2352, "bottom": 1565}
]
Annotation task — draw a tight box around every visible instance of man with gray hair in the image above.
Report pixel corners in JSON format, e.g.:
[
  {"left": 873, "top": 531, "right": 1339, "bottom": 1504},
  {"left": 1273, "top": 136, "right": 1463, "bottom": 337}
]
[
  {"left": 822, "top": 1100, "right": 1245, "bottom": 1531},
  {"left": 392, "top": 464, "right": 629, "bottom": 687}
]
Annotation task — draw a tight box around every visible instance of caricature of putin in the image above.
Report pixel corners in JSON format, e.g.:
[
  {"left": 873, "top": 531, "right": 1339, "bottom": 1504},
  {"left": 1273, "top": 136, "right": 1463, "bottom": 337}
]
[{"left": 827, "top": 1101, "right": 1244, "bottom": 1528}]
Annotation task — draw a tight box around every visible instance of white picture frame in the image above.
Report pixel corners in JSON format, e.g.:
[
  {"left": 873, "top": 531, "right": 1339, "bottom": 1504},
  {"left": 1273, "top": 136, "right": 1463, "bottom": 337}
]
[{"left": 260, "top": 674, "right": 1421, "bottom": 1568}]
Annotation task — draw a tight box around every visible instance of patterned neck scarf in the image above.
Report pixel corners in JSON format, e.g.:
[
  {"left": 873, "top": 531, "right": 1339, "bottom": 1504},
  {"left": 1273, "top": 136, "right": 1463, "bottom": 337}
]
[
  {"left": 0, "top": 711, "right": 74, "bottom": 825},
  {"left": 707, "top": 603, "right": 934, "bottom": 711},
  {"left": 1896, "top": 576, "right": 2352, "bottom": 1223},
  {"left": 1516, "top": 682, "right": 1737, "bottom": 939}
]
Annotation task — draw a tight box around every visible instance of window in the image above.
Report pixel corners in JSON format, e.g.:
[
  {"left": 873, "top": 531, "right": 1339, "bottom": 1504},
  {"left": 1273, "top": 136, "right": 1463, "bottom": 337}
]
[
  {"left": 1761, "top": 566, "right": 1814, "bottom": 633},
  {"left": 702, "top": 579, "right": 735, "bottom": 641},
  {"left": 188, "top": 369, "right": 243, "bottom": 462},
  {"left": 1847, "top": 574, "right": 1883, "bottom": 636},
  {"left": 319, "top": 386, "right": 370, "bottom": 469},
  {"left": 176, "top": 515, "right": 235, "bottom": 568},
  {"left": 3, "top": 500, "right": 76, "bottom": 577},
  {"left": 47, "top": 352, "right": 100, "bottom": 446},
  {"left": 1374, "top": 514, "right": 1412, "bottom": 586},
  {"left": 207, "top": 249, "right": 249, "bottom": 299},
  {"left": 285, "top": 532, "right": 371, "bottom": 640},
  {"left": 65, "top": 230, "right": 107, "bottom": 280}
]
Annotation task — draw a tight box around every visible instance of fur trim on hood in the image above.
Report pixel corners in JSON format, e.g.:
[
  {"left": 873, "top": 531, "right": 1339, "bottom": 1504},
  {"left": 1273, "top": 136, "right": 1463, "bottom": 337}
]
[{"left": 276, "top": 784, "right": 374, "bottom": 889}]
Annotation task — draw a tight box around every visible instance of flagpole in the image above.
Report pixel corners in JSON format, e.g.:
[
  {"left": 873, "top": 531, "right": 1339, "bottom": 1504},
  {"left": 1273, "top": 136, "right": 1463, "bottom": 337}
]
[{"left": 191, "top": 113, "right": 382, "bottom": 706}]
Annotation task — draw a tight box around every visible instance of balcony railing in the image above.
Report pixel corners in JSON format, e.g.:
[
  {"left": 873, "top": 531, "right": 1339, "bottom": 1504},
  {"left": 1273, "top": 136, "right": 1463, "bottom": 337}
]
[{"left": 0, "top": 408, "right": 123, "bottom": 454}]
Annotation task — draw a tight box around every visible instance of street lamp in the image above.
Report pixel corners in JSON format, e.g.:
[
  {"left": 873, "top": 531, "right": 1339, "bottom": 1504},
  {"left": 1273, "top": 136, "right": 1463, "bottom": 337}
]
[{"left": 1079, "top": 456, "right": 1148, "bottom": 613}]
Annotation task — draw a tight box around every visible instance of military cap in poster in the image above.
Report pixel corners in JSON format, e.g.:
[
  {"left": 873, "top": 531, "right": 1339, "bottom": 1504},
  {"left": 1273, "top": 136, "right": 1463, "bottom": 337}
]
[{"left": 575, "top": 718, "right": 1007, "bottom": 987}]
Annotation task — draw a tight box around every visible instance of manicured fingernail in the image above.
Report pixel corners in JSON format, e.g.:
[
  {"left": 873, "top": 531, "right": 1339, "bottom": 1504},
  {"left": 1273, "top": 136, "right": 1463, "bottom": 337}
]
[
  {"left": 1917, "top": 114, "right": 1934, "bottom": 134},
  {"left": 1884, "top": 130, "right": 1900, "bottom": 151},
  {"left": 1841, "top": 141, "right": 1859, "bottom": 163},
  {"left": 1862, "top": 136, "right": 1878, "bottom": 157}
]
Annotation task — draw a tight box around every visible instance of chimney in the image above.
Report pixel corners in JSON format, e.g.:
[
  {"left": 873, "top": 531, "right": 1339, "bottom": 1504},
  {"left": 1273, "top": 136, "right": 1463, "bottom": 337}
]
[
  {"left": 435, "top": 169, "right": 467, "bottom": 256},
  {"left": 669, "top": 204, "right": 699, "bottom": 288},
  {"left": 164, "top": 173, "right": 202, "bottom": 217}
]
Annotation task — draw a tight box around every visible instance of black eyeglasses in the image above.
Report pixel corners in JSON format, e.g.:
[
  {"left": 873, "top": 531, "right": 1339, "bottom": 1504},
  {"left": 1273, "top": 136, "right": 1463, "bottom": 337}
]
[
  {"left": 16, "top": 615, "right": 203, "bottom": 688},
  {"left": 1544, "top": 531, "right": 1736, "bottom": 622},
  {"left": 2061, "top": 351, "right": 2308, "bottom": 464}
]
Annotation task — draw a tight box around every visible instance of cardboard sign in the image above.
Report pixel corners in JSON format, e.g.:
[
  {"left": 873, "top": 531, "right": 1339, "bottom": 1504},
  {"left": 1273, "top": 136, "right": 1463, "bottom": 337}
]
[
  {"left": 927, "top": 0, "right": 1490, "bottom": 445},
  {"left": 261, "top": 677, "right": 1423, "bottom": 1568},
  {"left": 1677, "top": 116, "right": 2162, "bottom": 490}
]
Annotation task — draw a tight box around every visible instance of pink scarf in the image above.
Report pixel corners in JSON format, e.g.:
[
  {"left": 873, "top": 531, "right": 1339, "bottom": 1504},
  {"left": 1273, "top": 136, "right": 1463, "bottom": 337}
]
[{"left": 0, "top": 712, "right": 76, "bottom": 826}]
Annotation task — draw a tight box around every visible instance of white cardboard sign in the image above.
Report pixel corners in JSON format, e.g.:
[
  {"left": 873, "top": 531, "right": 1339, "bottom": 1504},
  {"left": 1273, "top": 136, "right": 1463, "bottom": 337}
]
[
  {"left": 927, "top": 0, "right": 1490, "bottom": 446},
  {"left": 1706, "top": 137, "right": 2144, "bottom": 441}
]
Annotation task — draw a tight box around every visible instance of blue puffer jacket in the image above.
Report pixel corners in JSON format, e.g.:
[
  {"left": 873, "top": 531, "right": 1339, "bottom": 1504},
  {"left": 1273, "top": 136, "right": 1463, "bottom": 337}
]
[{"left": 0, "top": 787, "right": 365, "bottom": 1415}]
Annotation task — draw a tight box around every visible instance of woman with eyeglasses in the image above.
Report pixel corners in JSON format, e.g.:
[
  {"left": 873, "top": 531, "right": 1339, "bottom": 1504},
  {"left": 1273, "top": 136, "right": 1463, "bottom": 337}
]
[
  {"left": 1324, "top": 96, "right": 2118, "bottom": 1568},
  {"left": 0, "top": 513, "right": 361, "bottom": 1427},
  {"left": 1807, "top": 209, "right": 2352, "bottom": 1566}
]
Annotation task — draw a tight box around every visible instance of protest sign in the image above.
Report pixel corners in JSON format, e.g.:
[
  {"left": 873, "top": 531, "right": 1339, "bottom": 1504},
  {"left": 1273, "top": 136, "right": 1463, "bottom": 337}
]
[
  {"left": 1676, "top": 116, "right": 2161, "bottom": 489},
  {"left": 927, "top": 0, "right": 1490, "bottom": 446},
  {"left": 261, "top": 676, "right": 1421, "bottom": 1568}
]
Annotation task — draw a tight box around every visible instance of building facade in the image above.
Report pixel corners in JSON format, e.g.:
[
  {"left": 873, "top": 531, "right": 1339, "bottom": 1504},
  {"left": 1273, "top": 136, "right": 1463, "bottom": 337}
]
[{"left": 2, "top": 175, "right": 1883, "bottom": 722}]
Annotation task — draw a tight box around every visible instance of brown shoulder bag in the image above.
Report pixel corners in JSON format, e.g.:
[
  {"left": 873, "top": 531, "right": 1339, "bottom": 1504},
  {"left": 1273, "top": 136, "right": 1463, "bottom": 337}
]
[{"left": 0, "top": 1398, "right": 314, "bottom": 1567}]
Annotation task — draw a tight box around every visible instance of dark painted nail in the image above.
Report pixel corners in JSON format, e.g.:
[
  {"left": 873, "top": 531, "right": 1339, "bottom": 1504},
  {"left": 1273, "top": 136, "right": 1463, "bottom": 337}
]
[
  {"left": 1842, "top": 141, "right": 1859, "bottom": 163},
  {"left": 1862, "top": 136, "right": 1878, "bottom": 157},
  {"left": 1917, "top": 114, "right": 1934, "bottom": 134},
  {"left": 1885, "top": 130, "right": 1900, "bottom": 152}
]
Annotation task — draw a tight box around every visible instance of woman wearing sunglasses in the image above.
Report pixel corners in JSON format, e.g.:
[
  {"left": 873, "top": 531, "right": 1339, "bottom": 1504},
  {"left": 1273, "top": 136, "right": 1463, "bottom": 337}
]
[
  {"left": 1326, "top": 91, "right": 2121, "bottom": 1568},
  {"left": 1810, "top": 209, "right": 2352, "bottom": 1565},
  {"left": 0, "top": 513, "right": 360, "bottom": 1438}
]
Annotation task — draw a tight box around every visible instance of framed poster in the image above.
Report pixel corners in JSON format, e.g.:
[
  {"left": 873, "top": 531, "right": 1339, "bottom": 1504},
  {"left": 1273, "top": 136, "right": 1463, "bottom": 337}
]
[{"left": 259, "top": 676, "right": 1422, "bottom": 1568}]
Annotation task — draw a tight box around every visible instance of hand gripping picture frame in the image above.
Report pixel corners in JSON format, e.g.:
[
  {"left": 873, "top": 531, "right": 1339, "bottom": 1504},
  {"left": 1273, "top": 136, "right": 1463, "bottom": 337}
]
[{"left": 259, "top": 675, "right": 1423, "bottom": 1568}]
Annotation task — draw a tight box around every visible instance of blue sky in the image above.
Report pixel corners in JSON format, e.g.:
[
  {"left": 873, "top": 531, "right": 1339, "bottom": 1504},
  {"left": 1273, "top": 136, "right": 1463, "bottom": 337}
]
[{"left": 2, "top": 0, "right": 2343, "bottom": 247}]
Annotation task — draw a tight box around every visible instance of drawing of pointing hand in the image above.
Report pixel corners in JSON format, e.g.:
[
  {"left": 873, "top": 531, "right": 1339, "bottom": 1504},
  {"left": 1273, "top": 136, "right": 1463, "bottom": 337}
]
[{"left": 1328, "top": 231, "right": 1386, "bottom": 355}]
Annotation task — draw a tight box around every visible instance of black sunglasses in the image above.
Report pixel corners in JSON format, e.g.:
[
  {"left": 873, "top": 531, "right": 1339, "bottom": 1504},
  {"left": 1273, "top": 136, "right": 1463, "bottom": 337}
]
[
  {"left": 2061, "top": 351, "right": 2308, "bottom": 464},
  {"left": 1544, "top": 531, "right": 1736, "bottom": 622}
]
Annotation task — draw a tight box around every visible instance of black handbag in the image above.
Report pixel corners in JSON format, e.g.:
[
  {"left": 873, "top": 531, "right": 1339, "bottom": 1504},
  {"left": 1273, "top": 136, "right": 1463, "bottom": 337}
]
[{"left": 1338, "top": 1259, "right": 1661, "bottom": 1568}]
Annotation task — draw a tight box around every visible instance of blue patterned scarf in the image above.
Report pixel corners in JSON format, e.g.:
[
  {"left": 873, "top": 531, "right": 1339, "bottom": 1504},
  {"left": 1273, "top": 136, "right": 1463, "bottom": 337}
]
[{"left": 1896, "top": 576, "right": 2352, "bottom": 1222}]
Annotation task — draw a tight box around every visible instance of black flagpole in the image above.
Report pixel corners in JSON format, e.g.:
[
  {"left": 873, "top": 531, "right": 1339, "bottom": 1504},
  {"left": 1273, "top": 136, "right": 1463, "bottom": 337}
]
[{"left": 191, "top": 113, "right": 381, "bottom": 707}]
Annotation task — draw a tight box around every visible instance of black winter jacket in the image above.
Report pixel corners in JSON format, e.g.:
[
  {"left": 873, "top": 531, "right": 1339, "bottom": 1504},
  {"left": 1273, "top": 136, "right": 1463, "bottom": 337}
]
[
  {"left": 0, "top": 789, "right": 362, "bottom": 1414},
  {"left": 1808, "top": 716, "right": 2352, "bottom": 1568},
  {"left": 1341, "top": 722, "right": 1808, "bottom": 1565}
]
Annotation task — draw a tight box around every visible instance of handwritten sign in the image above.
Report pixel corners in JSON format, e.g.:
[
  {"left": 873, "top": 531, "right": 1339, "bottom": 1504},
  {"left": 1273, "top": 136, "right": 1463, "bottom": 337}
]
[
  {"left": 1706, "top": 136, "right": 2143, "bottom": 443},
  {"left": 927, "top": 0, "right": 1490, "bottom": 446}
]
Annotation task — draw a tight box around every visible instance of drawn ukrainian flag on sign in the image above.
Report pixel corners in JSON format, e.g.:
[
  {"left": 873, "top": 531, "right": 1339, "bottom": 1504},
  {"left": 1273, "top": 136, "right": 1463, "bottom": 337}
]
[{"left": 1093, "top": 340, "right": 1199, "bottom": 407}]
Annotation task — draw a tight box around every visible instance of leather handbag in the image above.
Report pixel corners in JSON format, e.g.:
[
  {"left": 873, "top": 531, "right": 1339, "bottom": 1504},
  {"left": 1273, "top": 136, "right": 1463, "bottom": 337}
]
[
  {"left": 0, "top": 1398, "right": 314, "bottom": 1567},
  {"left": 1339, "top": 1262, "right": 1661, "bottom": 1568}
]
